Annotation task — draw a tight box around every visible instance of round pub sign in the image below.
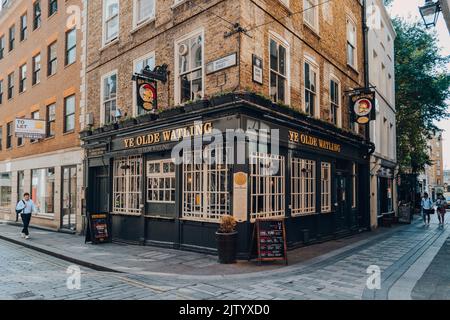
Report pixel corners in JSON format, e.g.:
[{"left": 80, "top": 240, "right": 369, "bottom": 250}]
[
  {"left": 354, "top": 98, "right": 373, "bottom": 124},
  {"left": 139, "top": 83, "right": 157, "bottom": 111}
]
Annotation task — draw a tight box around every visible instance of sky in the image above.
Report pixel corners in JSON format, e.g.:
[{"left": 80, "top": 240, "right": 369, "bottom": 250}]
[{"left": 388, "top": 0, "right": 450, "bottom": 170}]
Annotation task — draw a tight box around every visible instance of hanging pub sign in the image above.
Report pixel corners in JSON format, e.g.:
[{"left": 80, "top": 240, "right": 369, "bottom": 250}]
[
  {"left": 136, "top": 76, "right": 157, "bottom": 111},
  {"left": 348, "top": 88, "right": 376, "bottom": 125}
]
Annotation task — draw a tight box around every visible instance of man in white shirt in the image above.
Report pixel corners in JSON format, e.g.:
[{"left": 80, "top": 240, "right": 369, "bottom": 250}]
[
  {"left": 421, "top": 192, "right": 434, "bottom": 227},
  {"left": 15, "top": 193, "right": 38, "bottom": 239}
]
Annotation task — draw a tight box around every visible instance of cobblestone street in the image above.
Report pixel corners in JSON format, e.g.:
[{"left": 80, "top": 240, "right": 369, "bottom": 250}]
[{"left": 1, "top": 216, "right": 449, "bottom": 300}]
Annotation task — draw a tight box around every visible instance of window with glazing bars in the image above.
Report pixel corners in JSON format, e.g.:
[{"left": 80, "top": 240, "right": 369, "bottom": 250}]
[
  {"left": 321, "top": 162, "right": 331, "bottom": 213},
  {"left": 113, "top": 156, "right": 142, "bottom": 215},
  {"left": 182, "top": 146, "right": 231, "bottom": 222},
  {"left": 250, "top": 152, "right": 285, "bottom": 221},
  {"left": 291, "top": 158, "right": 316, "bottom": 216},
  {"left": 147, "top": 159, "right": 176, "bottom": 203}
]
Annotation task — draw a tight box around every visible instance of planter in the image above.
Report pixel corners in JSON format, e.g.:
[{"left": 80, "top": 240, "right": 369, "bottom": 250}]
[
  {"left": 80, "top": 130, "right": 92, "bottom": 139},
  {"left": 238, "top": 92, "right": 272, "bottom": 108},
  {"left": 184, "top": 100, "right": 210, "bottom": 112},
  {"left": 93, "top": 127, "right": 104, "bottom": 135},
  {"left": 216, "top": 231, "right": 238, "bottom": 264},
  {"left": 159, "top": 107, "right": 184, "bottom": 119},
  {"left": 103, "top": 123, "right": 118, "bottom": 132},
  {"left": 118, "top": 118, "right": 137, "bottom": 129},
  {"left": 210, "top": 94, "right": 236, "bottom": 107},
  {"left": 136, "top": 112, "right": 158, "bottom": 124}
]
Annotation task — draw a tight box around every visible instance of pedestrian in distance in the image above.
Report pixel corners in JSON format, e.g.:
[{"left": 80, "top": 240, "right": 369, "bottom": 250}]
[
  {"left": 15, "top": 193, "right": 38, "bottom": 240},
  {"left": 436, "top": 194, "right": 448, "bottom": 228},
  {"left": 421, "top": 192, "right": 434, "bottom": 227}
]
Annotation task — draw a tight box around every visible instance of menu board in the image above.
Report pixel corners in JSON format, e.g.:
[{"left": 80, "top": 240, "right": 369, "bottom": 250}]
[
  {"left": 85, "top": 213, "right": 112, "bottom": 244},
  {"left": 249, "top": 219, "right": 288, "bottom": 264},
  {"left": 398, "top": 204, "right": 412, "bottom": 224}
]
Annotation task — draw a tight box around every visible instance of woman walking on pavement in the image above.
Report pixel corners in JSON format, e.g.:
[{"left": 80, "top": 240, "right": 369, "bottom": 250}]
[
  {"left": 436, "top": 194, "right": 448, "bottom": 228},
  {"left": 421, "top": 192, "right": 434, "bottom": 227},
  {"left": 15, "top": 193, "right": 38, "bottom": 239}
]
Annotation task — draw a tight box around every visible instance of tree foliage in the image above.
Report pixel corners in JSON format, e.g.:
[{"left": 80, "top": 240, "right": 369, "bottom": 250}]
[{"left": 394, "top": 18, "right": 450, "bottom": 174}]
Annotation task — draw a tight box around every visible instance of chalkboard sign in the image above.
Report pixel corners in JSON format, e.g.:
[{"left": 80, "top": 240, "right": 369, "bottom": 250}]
[
  {"left": 398, "top": 204, "right": 412, "bottom": 224},
  {"left": 249, "top": 219, "right": 288, "bottom": 265},
  {"left": 85, "top": 213, "right": 112, "bottom": 244}
]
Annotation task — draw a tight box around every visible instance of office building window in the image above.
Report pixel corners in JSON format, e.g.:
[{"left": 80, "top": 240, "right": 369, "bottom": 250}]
[
  {"left": 65, "top": 28, "right": 76, "bottom": 65},
  {"left": 20, "top": 13, "right": 27, "bottom": 41},
  {"left": 46, "top": 103, "right": 56, "bottom": 138},
  {"left": 0, "top": 126, "right": 2, "bottom": 151},
  {"left": 19, "top": 64, "right": 27, "bottom": 93},
  {"left": 0, "top": 36, "right": 4, "bottom": 59},
  {"left": 6, "top": 122, "right": 12, "bottom": 149},
  {"left": 0, "top": 80, "right": 3, "bottom": 104},
  {"left": 47, "top": 41, "right": 57, "bottom": 76},
  {"left": 49, "top": 0, "right": 58, "bottom": 16},
  {"left": 32, "top": 53, "right": 41, "bottom": 85},
  {"left": 7, "top": 72, "right": 14, "bottom": 99},
  {"left": 64, "top": 95, "right": 75, "bottom": 132},
  {"left": 8, "top": 25, "right": 14, "bottom": 51},
  {"left": 33, "top": 1, "right": 41, "bottom": 30}
]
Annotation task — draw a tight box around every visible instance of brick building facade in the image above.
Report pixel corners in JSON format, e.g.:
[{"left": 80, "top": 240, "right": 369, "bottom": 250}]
[{"left": 0, "top": 0, "right": 84, "bottom": 231}]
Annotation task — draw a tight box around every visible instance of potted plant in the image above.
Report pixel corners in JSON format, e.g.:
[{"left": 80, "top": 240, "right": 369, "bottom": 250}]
[
  {"left": 184, "top": 99, "right": 210, "bottom": 112},
  {"left": 159, "top": 106, "right": 184, "bottom": 119},
  {"left": 216, "top": 216, "right": 238, "bottom": 264},
  {"left": 80, "top": 128, "right": 93, "bottom": 139},
  {"left": 210, "top": 92, "right": 236, "bottom": 107}
]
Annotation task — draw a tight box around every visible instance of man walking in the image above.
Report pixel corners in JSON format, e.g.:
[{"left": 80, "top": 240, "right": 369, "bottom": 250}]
[
  {"left": 15, "top": 193, "right": 37, "bottom": 239},
  {"left": 421, "top": 192, "right": 434, "bottom": 227}
]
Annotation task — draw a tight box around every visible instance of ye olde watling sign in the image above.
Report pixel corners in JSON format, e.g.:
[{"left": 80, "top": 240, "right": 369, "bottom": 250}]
[
  {"left": 136, "top": 76, "right": 157, "bottom": 111},
  {"left": 289, "top": 131, "right": 341, "bottom": 153},
  {"left": 349, "top": 89, "right": 376, "bottom": 125}
]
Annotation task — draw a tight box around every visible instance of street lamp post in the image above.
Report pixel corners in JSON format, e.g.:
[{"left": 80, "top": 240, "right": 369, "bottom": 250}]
[{"left": 419, "top": 0, "right": 442, "bottom": 28}]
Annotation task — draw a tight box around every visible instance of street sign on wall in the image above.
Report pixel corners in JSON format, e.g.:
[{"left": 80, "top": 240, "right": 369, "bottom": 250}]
[{"left": 15, "top": 118, "right": 46, "bottom": 139}]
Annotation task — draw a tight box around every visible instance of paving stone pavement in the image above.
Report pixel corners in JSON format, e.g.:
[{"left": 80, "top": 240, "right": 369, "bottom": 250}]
[{"left": 0, "top": 215, "right": 449, "bottom": 300}]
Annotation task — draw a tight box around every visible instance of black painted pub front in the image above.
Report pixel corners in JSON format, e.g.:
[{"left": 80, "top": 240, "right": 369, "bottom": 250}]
[{"left": 83, "top": 95, "right": 371, "bottom": 257}]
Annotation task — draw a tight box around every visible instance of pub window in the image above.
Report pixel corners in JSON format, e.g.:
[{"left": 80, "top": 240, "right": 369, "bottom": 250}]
[
  {"left": 303, "top": 0, "right": 319, "bottom": 32},
  {"left": 330, "top": 79, "right": 340, "bottom": 126},
  {"left": 347, "top": 17, "right": 357, "bottom": 68},
  {"left": 133, "top": 0, "right": 155, "bottom": 28},
  {"left": 20, "top": 13, "right": 27, "bottom": 41},
  {"left": 33, "top": 1, "right": 41, "bottom": 30},
  {"left": 0, "top": 172, "right": 12, "bottom": 209},
  {"left": 64, "top": 95, "right": 76, "bottom": 133},
  {"left": 7, "top": 72, "right": 14, "bottom": 100},
  {"left": 175, "top": 30, "right": 203, "bottom": 104},
  {"left": 101, "top": 71, "right": 117, "bottom": 124},
  {"left": 0, "top": 79, "right": 3, "bottom": 104},
  {"left": 0, "top": 36, "right": 4, "bottom": 59},
  {"left": 183, "top": 146, "right": 231, "bottom": 222},
  {"left": 103, "top": 0, "right": 119, "bottom": 45},
  {"left": 31, "top": 168, "right": 55, "bottom": 216},
  {"left": 304, "top": 61, "right": 318, "bottom": 117},
  {"left": 8, "top": 25, "right": 14, "bottom": 52},
  {"left": 269, "top": 36, "right": 288, "bottom": 104},
  {"left": 46, "top": 103, "right": 56, "bottom": 138},
  {"left": 65, "top": 28, "right": 76, "bottom": 65},
  {"left": 47, "top": 41, "right": 57, "bottom": 76},
  {"left": 32, "top": 53, "right": 41, "bottom": 85},
  {"left": 133, "top": 52, "right": 155, "bottom": 115},
  {"left": 19, "top": 64, "right": 27, "bottom": 93},
  {"left": 30, "top": 110, "right": 40, "bottom": 143},
  {"left": 6, "top": 122, "right": 12, "bottom": 149},
  {"left": 291, "top": 158, "right": 316, "bottom": 216},
  {"left": 113, "top": 155, "right": 142, "bottom": 215},
  {"left": 49, "top": 0, "right": 58, "bottom": 17},
  {"left": 250, "top": 152, "right": 285, "bottom": 221},
  {"left": 147, "top": 159, "right": 175, "bottom": 203},
  {"left": 352, "top": 163, "right": 357, "bottom": 208},
  {"left": 321, "top": 162, "right": 331, "bottom": 213}
]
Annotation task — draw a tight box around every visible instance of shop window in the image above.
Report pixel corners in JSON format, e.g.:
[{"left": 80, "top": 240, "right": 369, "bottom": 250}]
[
  {"left": 183, "top": 146, "right": 231, "bottom": 222},
  {"left": 133, "top": 0, "right": 155, "bottom": 28},
  {"left": 175, "top": 30, "right": 203, "bottom": 104},
  {"left": 291, "top": 158, "right": 316, "bottom": 216},
  {"left": 31, "top": 168, "right": 55, "bottom": 216},
  {"left": 321, "top": 162, "right": 331, "bottom": 213},
  {"left": 101, "top": 71, "right": 117, "bottom": 124},
  {"left": 32, "top": 53, "right": 41, "bottom": 85},
  {"left": 33, "top": 1, "right": 41, "bottom": 30},
  {"left": 103, "top": 0, "right": 119, "bottom": 45},
  {"left": 0, "top": 172, "right": 11, "bottom": 210},
  {"left": 147, "top": 159, "right": 175, "bottom": 203},
  {"left": 352, "top": 163, "right": 357, "bottom": 208},
  {"left": 250, "top": 152, "right": 285, "bottom": 221},
  {"left": 113, "top": 156, "right": 142, "bottom": 215},
  {"left": 269, "top": 36, "right": 288, "bottom": 104},
  {"left": 304, "top": 61, "right": 317, "bottom": 117}
]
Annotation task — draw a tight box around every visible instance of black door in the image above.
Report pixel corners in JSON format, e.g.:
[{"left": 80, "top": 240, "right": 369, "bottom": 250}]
[
  {"left": 91, "top": 166, "right": 109, "bottom": 213},
  {"left": 336, "top": 174, "right": 349, "bottom": 232}
]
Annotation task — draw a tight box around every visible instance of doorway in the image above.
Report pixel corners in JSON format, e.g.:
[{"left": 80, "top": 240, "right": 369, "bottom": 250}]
[
  {"left": 61, "top": 166, "right": 77, "bottom": 230},
  {"left": 336, "top": 173, "right": 349, "bottom": 232}
]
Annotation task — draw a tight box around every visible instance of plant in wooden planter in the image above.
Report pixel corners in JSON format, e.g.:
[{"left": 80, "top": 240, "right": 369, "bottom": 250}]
[
  {"left": 210, "top": 91, "right": 236, "bottom": 107},
  {"left": 93, "top": 126, "right": 104, "bottom": 135},
  {"left": 238, "top": 90, "right": 273, "bottom": 108},
  {"left": 103, "top": 122, "right": 118, "bottom": 132},
  {"left": 158, "top": 106, "right": 185, "bottom": 118},
  {"left": 136, "top": 112, "right": 158, "bottom": 124},
  {"left": 216, "top": 215, "right": 238, "bottom": 264},
  {"left": 80, "top": 127, "right": 93, "bottom": 139},
  {"left": 184, "top": 99, "right": 210, "bottom": 112}
]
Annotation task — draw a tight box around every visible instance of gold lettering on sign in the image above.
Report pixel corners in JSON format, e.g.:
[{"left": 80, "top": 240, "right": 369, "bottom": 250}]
[{"left": 289, "top": 130, "right": 341, "bottom": 153}]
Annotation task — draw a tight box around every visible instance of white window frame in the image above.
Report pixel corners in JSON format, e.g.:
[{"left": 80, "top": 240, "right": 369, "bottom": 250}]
[
  {"left": 291, "top": 158, "right": 316, "bottom": 216},
  {"left": 102, "top": 0, "right": 119, "bottom": 46},
  {"left": 250, "top": 152, "right": 285, "bottom": 221},
  {"left": 268, "top": 31, "right": 290, "bottom": 105},
  {"left": 147, "top": 159, "right": 176, "bottom": 204},
  {"left": 352, "top": 163, "right": 357, "bottom": 208},
  {"left": 182, "top": 145, "right": 231, "bottom": 222},
  {"left": 132, "top": 52, "right": 155, "bottom": 116},
  {"left": 113, "top": 155, "right": 143, "bottom": 215},
  {"left": 321, "top": 162, "right": 331, "bottom": 213},
  {"left": 346, "top": 15, "right": 357, "bottom": 69},
  {"left": 329, "top": 75, "right": 342, "bottom": 127},
  {"left": 303, "top": 56, "right": 319, "bottom": 118},
  {"left": 303, "top": 0, "right": 320, "bottom": 33},
  {"left": 174, "top": 28, "right": 205, "bottom": 105},
  {"left": 133, "top": 0, "right": 156, "bottom": 30},
  {"left": 100, "top": 69, "right": 118, "bottom": 125}
]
